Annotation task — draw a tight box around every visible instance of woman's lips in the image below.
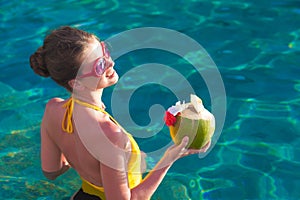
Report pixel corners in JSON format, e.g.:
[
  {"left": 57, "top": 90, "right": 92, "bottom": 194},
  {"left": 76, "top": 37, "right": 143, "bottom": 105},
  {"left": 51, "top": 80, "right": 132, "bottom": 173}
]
[{"left": 106, "top": 70, "right": 115, "bottom": 78}]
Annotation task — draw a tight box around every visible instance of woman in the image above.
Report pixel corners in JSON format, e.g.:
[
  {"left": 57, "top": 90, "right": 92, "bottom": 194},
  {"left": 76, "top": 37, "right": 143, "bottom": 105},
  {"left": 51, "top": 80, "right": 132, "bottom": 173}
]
[{"left": 30, "top": 26, "right": 210, "bottom": 200}]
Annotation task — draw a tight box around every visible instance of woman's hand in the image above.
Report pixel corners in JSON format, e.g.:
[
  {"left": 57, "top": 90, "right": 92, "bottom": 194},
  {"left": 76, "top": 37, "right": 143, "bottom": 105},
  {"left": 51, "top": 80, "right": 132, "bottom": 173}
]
[
  {"left": 162, "top": 136, "right": 211, "bottom": 166},
  {"left": 180, "top": 139, "right": 211, "bottom": 157}
]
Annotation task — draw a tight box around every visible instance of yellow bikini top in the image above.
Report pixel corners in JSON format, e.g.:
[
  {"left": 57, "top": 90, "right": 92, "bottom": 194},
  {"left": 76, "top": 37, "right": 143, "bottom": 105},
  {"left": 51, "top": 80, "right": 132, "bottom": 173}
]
[{"left": 62, "top": 98, "right": 142, "bottom": 197}]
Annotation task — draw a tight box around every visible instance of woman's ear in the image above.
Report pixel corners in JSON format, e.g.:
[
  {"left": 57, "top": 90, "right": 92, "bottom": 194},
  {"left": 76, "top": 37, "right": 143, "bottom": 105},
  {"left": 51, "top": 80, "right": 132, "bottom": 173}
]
[{"left": 68, "top": 79, "right": 75, "bottom": 89}]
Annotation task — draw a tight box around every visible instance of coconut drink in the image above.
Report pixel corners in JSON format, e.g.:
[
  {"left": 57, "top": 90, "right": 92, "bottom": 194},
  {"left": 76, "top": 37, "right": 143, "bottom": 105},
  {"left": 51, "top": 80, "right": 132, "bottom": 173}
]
[{"left": 164, "top": 94, "right": 215, "bottom": 149}]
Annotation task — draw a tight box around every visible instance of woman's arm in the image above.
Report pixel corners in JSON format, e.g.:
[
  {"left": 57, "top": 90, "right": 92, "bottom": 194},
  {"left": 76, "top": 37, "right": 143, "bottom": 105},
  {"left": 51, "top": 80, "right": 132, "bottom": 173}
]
[
  {"left": 132, "top": 137, "right": 211, "bottom": 199},
  {"left": 101, "top": 136, "right": 209, "bottom": 200},
  {"left": 130, "top": 136, "right": 190, "bottom": 200},
  {"left": 40, "top": 108, "right": 70, "bottom": 180}
]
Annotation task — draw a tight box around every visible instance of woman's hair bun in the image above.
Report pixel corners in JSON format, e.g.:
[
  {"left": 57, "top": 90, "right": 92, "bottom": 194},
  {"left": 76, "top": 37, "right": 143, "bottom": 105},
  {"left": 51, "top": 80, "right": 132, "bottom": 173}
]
[{"left": 29, "top": 46, "right": 50, "bottom": 77}]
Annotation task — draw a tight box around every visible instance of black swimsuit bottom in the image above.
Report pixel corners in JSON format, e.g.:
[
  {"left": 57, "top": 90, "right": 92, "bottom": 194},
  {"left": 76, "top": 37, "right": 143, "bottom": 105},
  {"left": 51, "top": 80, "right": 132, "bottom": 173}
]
[{"left": 73, "top": 188, "right": 102, "bottom": 200}]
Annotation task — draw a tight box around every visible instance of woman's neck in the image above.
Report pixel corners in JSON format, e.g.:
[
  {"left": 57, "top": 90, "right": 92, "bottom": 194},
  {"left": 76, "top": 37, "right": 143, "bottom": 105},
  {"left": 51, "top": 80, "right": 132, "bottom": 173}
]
[{"left": 72, "top": 88, "right": 104, "bottom": 108}]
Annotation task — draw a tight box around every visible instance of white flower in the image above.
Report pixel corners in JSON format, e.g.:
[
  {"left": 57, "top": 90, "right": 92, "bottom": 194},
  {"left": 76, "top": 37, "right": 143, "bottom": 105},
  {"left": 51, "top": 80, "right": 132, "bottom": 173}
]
[
  {"left": 167, "top": 101, "right": 189, "bottom": 116},
  {"left": 167, "top": 94, "right": 205, "bottom": 116}
]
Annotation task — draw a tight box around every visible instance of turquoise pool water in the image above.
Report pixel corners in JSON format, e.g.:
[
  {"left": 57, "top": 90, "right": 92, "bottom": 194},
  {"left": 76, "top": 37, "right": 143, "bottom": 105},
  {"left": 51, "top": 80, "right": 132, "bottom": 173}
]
[{"left": 1, "top": 0, "right": 300, "bottom": 199}]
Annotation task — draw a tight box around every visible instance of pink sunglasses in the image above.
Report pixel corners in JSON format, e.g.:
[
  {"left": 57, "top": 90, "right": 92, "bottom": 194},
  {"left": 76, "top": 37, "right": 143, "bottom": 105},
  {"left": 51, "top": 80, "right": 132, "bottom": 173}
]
[{"left": 78, "top": 42, "right": 111, "bottom": 78}]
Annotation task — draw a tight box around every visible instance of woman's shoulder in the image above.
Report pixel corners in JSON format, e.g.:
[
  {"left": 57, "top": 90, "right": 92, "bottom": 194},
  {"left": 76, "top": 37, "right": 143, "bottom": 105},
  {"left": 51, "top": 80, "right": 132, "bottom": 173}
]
[
  {"left": 45, "top": 97, "right": 66, "bottom": 109},
  {"left": 47, "top": 97, "right": 65, "bottom": 105},
  {"left": 43, "top": 97, "right": 67, "bottom": 118}
]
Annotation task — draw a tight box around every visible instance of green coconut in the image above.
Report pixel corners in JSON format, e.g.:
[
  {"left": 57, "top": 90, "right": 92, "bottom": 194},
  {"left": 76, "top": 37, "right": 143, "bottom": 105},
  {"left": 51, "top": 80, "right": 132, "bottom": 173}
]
[{"left": 169, "top": 95, "right": 215, "bottom": 149}]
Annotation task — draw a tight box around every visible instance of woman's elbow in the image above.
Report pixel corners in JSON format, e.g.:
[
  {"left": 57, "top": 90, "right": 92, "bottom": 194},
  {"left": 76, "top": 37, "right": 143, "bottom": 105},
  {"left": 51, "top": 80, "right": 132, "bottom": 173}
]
[
  {"left": 43, "top": 170, "right": 59, "bottom": 180},
  {"left": 42, "top": 163, "right": 70, "bottom": 180}
]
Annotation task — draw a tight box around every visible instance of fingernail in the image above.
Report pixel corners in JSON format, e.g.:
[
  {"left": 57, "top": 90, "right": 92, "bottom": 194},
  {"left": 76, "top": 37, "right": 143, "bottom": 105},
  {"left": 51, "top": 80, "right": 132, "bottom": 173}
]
[{"left": 183, "top": 136, "right": 189, "bottom": 144}]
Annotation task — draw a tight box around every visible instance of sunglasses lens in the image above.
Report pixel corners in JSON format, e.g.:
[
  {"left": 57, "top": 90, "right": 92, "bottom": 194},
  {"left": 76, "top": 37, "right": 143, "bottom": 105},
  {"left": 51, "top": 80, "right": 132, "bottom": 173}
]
[{"left": 95, "top": 58, "right": 106, "bottom": 76}]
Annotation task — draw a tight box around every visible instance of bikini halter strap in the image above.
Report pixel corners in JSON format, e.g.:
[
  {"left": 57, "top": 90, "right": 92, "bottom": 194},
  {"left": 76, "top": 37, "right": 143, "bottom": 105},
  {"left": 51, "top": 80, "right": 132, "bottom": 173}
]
[
  {"left": 62, "top": 98, "right": 74, "bottom": 133},
  {"left": 62, "top": 98, "right": 124, "bottom": 134}
]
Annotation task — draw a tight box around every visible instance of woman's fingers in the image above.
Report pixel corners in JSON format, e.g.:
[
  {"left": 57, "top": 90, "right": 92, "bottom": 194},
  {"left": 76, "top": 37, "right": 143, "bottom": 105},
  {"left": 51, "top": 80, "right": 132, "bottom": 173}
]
[
  {"left": 201, "top": 140, "right": 211, "bottom": 151},
  {"left": 175, "top": 136, "right": 189, "bottom": 156},
  {"left": 180, "top": 140, "right": 212, "bottom": 156},
  {"left": 179, "top": 136, "right": 189, "bottom": 149},
  {"left": 164, "top": 137, "right": 212, "bottom": 164}
]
